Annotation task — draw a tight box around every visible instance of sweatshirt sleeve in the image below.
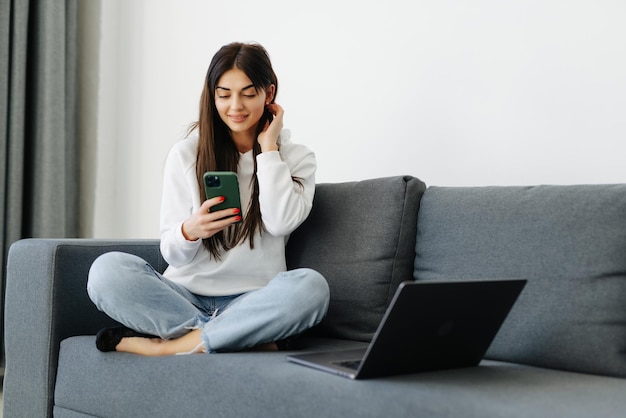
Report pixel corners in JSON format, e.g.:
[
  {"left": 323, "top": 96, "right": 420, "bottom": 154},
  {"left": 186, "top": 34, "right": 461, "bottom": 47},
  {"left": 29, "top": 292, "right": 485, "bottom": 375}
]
[
  {"left": 256, "top": 134, "right": 316, "bottom": 237},
  {"left": 159, "top": 139, "right": 203, "bottom": 267}
]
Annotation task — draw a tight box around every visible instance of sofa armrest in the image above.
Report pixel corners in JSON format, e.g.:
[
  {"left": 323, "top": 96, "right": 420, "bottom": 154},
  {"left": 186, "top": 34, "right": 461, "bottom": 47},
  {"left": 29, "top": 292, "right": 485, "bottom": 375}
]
[{"left": 3, "top": 238, "right": 165, "bottom": 418}]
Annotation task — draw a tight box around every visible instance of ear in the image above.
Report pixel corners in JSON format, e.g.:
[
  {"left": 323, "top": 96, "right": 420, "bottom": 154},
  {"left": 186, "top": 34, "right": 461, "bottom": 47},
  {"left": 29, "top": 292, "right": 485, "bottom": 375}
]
[{"left": 265, "top": 84, "right": 276, "bottom": 104}]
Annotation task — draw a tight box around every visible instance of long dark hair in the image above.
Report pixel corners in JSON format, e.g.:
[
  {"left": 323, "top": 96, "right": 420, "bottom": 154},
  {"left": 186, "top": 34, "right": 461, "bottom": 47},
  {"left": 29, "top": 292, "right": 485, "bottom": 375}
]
[{"left": 189, "top": 42, "right": 278, "bottom": 259}]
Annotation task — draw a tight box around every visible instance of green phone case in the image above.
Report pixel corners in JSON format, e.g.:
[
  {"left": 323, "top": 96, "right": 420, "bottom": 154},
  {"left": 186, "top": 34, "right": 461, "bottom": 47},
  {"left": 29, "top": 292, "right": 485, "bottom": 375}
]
[{"left": 203, "top": 171, "right": 243, "bottom": 223}]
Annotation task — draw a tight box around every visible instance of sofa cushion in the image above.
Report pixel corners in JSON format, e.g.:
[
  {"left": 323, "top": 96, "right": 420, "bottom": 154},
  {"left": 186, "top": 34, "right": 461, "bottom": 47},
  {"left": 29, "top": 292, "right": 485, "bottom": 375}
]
[
  {"left": 54, "top": 336, "right": 626, "bottom": 418},
  {"left": 414, "top": 185, "right": 626, "bottom": 377},
  {"left": 287, "top": 176, "right": 426, "bottom": 341}
]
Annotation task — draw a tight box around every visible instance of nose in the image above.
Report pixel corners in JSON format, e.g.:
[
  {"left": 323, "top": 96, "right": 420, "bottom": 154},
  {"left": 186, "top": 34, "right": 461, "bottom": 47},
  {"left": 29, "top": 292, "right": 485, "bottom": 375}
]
[{"left": 230, "top": 95, "right": 243, "bottom": 110}]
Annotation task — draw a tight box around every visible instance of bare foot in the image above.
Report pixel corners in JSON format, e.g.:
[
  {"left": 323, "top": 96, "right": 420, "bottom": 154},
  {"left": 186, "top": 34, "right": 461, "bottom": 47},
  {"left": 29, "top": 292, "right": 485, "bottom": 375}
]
[
  {"left": 115, "top": 329, "right": 205, "bottom": 356},
  {"left": 113, "top": 329, "right": 280, "bottom": 356}
]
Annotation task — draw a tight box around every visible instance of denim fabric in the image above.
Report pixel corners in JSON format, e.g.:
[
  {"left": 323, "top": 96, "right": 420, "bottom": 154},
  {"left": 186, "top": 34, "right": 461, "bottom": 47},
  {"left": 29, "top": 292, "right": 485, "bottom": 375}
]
[{"left": 87, "top": 252, "right": 329, "bottom": 353}]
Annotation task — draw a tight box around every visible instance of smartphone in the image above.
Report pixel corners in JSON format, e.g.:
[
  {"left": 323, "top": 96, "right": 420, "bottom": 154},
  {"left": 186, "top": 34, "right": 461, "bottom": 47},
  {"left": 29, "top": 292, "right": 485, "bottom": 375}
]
[{"left": 203, "top": 171, "right": 243, "bottom": 223}]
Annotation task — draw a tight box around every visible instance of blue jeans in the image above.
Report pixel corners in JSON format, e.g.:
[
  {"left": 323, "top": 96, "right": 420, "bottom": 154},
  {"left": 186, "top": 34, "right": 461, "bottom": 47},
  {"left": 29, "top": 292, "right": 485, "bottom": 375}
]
[{"left": 87, "top": 252, "right": 330, "bottom": 353}]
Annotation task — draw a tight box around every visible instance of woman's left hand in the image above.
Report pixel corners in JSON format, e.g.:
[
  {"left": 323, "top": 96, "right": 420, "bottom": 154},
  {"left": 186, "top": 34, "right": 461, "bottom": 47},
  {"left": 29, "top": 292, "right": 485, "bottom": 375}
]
[{"left": 257, "top": 103, "right": 284, "bottom": 153}]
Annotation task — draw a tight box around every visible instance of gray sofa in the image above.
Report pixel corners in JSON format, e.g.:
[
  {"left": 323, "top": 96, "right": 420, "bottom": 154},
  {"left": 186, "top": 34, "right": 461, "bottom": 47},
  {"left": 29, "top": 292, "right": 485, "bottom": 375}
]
[{"left": 4, "top": 175, "right": 626, "bottom": 417}]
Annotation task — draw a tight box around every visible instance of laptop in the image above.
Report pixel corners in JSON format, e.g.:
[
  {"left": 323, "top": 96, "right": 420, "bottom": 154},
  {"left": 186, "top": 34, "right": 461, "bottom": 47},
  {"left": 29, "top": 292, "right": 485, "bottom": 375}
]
[{"left": 287, "top": 278, "right": 526, "bottom": 379}]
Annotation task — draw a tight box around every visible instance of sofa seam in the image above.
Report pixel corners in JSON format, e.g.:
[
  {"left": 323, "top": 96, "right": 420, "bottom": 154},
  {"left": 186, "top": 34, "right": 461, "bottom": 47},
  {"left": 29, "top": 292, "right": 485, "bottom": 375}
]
[
  {"left": 386, "top": 176, "right": 414, "bottom": 307},
  {"left": 47, "top": 243, "right": 62, "bottom": 417}
]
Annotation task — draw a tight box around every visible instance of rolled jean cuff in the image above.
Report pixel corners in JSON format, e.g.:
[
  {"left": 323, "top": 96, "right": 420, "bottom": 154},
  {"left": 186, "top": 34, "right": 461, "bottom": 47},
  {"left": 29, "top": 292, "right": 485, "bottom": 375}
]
[
  {"left": 197, "top": 315, "right": 218, "bottom": 354},
  {"left": 174, "top": 315, "right": 211, "bottom": 355},
  {"left": 200, "top": 331, "right": 215, "bottom": 354}
]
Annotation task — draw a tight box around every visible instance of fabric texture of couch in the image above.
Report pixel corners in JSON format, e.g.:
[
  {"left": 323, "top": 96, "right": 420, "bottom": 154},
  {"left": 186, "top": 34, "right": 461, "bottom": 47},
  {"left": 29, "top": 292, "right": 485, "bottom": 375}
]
[{"left": 4, "top": 175, "right": 626, "bottom": 417}]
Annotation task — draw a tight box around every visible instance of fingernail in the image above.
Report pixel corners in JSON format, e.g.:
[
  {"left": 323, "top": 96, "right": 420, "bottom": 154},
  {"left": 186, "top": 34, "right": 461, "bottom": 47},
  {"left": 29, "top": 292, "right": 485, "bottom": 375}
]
[
  {"left": 233, "top": 208, "right": 240, "bottom": 214},
  {"left": 218, "top": 196, "right": 225, "bottom": 202},
  {"left": 234, "top": 216, "right": 242, "bottom": 221}
]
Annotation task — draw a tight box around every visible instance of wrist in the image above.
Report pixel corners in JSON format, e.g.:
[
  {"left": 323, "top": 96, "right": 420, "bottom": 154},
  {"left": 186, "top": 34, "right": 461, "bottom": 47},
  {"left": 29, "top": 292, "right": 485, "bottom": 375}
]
[
  {"left": 261, "top": 143, "right": 279, "bottom": 153},
  {"left": 181, "top": 222, "right": 198, "bottom": 241}
]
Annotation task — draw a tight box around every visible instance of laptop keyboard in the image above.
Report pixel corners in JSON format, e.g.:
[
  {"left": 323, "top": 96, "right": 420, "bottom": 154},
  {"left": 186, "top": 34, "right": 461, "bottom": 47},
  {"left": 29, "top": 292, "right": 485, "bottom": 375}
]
[{"left": 333, "top": 359, "right": 362, "bottom": 370}]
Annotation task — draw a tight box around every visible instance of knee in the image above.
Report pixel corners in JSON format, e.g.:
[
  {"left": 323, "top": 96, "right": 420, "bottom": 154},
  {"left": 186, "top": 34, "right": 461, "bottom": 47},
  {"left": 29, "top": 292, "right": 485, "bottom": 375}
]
[
  {"left": 302, "top": 268, "right": 329, "bottom": 296},
  {"left": 87, "top": 252, "right": 144, "bottom": 301},
  {"left": 291, "top": 268, "right": 330, "bottom": 310},
  {"left": 292, "top": 268, "right": 330, "bottom": 326}
]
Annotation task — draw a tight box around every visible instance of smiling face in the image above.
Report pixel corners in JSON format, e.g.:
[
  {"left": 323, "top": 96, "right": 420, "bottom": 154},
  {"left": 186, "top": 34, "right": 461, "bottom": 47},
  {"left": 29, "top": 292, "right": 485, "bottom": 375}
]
[{"left": 214, "top": 67, "right": 275, "bottom": 145}]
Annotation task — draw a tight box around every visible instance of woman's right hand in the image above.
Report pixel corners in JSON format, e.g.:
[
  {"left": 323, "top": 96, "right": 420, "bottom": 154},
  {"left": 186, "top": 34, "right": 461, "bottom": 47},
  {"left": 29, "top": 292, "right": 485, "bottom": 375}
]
[{"left": 181, "top": 196, "right": 241, "bottom": 241}]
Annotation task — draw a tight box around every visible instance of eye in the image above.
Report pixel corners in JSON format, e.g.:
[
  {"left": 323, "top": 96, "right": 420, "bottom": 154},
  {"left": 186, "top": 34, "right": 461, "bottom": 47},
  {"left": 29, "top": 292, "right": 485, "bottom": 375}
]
[
  {"left": 217, "top": 95, "right": 230, "bottom": 99},
  {"left": 243, "top": 94, "right": 256, "bottom": 98}
]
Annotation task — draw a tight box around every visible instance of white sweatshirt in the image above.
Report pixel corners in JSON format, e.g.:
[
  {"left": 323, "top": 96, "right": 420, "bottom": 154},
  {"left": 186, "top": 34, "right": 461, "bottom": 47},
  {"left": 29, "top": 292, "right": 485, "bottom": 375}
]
[{"left": 159, "top": 130, "right": 316, "bottom": 296}]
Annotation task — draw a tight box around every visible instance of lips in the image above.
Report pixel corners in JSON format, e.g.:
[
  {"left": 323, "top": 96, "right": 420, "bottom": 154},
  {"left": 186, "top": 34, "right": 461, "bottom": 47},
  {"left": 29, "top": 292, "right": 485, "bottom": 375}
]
[{"left": 228, "top": 114, "right": 248, "bottom": 123}]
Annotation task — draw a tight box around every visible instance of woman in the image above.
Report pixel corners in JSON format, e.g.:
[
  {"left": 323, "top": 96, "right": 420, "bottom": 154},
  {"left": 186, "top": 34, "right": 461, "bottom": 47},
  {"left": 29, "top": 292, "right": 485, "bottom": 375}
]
[{"left": 87, "top": 42, "right": 330, "bottom": 356}]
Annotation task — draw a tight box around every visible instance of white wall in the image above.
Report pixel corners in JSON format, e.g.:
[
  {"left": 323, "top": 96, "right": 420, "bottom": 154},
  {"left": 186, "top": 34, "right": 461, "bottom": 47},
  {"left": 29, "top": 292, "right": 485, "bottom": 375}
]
[{"left": 88, "top": 0, "right": 626, "bottom": 239}]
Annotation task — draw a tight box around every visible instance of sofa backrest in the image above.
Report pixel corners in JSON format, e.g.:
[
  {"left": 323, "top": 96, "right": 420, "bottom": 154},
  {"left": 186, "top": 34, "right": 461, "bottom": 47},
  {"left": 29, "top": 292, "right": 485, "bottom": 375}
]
[
  {"left": 414, "top": 184, "right": 626, "bottom": 378},
  {"left": 287, "top": 176, "right": 426, "bottom": 342}
]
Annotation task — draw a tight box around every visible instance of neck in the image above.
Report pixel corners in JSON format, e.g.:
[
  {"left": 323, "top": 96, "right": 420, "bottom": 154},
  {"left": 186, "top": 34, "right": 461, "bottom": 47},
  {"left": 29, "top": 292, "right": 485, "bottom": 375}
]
[{"left": 231, "top": 131, "right": 255, "bottom": 153}]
